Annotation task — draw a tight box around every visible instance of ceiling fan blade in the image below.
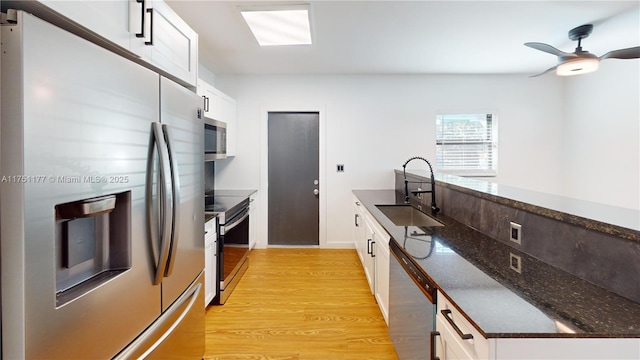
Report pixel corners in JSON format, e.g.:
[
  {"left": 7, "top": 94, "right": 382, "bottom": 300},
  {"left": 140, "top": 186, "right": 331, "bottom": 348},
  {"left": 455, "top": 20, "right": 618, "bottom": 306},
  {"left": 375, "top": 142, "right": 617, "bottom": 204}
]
[
  {"left": 524, "top": 42, "right": 574, "bottom": 57},
  {"left": 600, "top": 46, "right": 640, "bottom": 60},
  {"left": 529, "top": 65, "right": 558, "bottom": 78}
]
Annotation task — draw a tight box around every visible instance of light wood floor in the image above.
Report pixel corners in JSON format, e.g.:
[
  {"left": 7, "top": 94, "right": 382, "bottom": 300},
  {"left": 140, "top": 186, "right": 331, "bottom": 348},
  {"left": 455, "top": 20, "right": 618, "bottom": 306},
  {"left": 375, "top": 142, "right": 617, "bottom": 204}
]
[{"left": 203, "top": 248, "right": 399, "bottom": 360}]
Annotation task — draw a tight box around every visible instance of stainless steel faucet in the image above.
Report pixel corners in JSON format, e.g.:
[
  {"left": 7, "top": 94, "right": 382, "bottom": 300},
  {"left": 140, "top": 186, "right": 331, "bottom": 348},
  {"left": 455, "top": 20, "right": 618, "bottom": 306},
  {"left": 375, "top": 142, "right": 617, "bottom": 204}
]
[{"left": 402, "top": 156, "right": 440, "bottom": 214}]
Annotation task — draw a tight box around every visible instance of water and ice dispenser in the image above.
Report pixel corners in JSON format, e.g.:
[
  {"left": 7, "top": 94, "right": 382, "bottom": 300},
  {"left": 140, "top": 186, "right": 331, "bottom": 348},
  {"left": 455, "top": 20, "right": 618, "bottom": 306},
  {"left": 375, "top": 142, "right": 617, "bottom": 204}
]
[{"left": 55, "top": 192, "right": 132, "bottom": 306}]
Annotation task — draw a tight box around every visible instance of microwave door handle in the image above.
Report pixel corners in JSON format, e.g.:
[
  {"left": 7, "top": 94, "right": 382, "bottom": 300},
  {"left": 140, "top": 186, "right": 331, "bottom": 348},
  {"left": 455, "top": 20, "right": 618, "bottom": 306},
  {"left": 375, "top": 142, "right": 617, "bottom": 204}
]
[
  {"left": 162, "top": 124, "right": 180, "bottom": 277},
  {"left": 147, "top": 122, "right": 173, "bottom": 285}
]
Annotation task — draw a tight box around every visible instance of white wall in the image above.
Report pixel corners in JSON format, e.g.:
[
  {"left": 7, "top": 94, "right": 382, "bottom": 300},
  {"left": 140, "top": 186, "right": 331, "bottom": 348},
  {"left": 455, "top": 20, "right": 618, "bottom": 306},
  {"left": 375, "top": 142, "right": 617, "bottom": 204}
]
[
  {"left": 212, "top": 74, "right": 566, "bottom": 248},
  {"left": 562, "top": 61, "right": 640, "bottom": 210},
  {"left": 198, "top": 64, "right": 216, "bottom": 85}
]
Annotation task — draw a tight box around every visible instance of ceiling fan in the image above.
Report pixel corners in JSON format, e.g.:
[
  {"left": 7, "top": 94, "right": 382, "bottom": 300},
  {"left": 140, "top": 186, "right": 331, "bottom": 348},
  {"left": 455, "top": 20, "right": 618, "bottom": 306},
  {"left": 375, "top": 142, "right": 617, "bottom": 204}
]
[{"left": 525, "top": 24, "right": 640, "bottom": 77}]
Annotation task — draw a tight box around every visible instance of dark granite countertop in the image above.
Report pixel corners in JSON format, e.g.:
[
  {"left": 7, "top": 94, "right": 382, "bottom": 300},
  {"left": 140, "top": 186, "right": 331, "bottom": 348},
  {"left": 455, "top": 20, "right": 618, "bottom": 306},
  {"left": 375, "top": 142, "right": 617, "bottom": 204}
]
[
  {"left": 353, "top": 189, "right": 640, "bottom": 338},
  {"left": 398, "top": 169, "right": 640, "bottom": 241}
]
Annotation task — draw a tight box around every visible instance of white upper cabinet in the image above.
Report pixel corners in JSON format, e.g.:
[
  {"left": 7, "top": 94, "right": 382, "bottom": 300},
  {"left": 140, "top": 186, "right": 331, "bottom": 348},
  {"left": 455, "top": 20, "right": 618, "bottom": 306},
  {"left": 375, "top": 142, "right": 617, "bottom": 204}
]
[
  {"left": 130, "top": 0, "right": 198, "bottom": 87},
  {"left": 219, "top": 93, "right": 237, "bottom": 157},
  {"left": 197, "top": 79, "right": 221, "bottom": 120},
  {"left": 5, "top": 0, "right": 198, "bottom": 87},
  {"left": 37, "top": 0, "right": 131, "bottom": 50}
]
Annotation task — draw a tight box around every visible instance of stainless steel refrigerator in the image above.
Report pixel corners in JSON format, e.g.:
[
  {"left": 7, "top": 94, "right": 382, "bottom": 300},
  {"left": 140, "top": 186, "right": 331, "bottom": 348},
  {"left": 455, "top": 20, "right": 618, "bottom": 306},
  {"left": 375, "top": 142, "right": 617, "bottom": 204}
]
[{"left": 1, "top": 11, "right": 204, "bottom": 359}]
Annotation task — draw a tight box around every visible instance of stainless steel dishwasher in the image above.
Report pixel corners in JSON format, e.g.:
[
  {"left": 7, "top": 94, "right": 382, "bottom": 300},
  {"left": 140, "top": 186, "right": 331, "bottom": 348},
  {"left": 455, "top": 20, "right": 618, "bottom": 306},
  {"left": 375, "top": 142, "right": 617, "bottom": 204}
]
[{"left": 389, "top": 238, "right": 438, "bottom": 360}]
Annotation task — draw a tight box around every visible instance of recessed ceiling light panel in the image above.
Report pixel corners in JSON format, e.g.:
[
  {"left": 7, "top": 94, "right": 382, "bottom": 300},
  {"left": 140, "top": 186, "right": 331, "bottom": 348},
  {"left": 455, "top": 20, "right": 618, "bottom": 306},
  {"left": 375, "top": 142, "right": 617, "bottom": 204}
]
[{"left": 240, "top": 6, "right": 312, "bottom": 46}]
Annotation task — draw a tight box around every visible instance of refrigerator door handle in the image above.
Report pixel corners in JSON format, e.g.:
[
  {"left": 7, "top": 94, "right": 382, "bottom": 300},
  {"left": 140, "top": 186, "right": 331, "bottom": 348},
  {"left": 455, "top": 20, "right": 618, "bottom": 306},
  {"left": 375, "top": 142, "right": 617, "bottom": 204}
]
[
  {"left": 162, "top": 124, "right": 181, "bottom": 277},
  {"left": 147, "top": 122, "right": 174, "bottom": 285}
]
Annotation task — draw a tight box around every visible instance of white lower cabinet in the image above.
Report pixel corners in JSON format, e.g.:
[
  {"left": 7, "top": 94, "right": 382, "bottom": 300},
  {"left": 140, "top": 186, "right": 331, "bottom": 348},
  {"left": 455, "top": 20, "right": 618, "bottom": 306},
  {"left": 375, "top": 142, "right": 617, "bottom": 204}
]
[
  {"left": 353, "top": 199, "right": 367, "bottom": 265},
  {"left": 204, "top": 217, "right": 217, "bottom": 306},
  {"left": 435, "top": 290, "right": 640, "bottom": 359},
  {"left": 248, "top": 192, "right": 257, "bottom": 249},
  {"left": 352, "top": 195, "right": 390, "bottom": 325},
  {"left": 362, "top": 216, "right": 376, "bottom": 294},
  {"left": 373, "top": 230, "right": 390, "bottom": 324},
  {"left": 495, "top": 338, "right": 640, "bottom": 360},
  {"left": 435, "top": 292, "right": 489, "bottom": 360}
]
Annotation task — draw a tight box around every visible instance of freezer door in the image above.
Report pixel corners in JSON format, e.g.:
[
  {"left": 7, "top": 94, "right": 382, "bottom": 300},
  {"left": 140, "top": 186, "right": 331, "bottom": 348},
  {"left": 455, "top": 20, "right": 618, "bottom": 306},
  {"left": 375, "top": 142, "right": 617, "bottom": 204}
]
[
  {"left": 159, "top": 76, "right": 205, "bottom": 311},
  {"left": 1, "top": 12, "right": 161, "bottom": 359},
  {"left": 113, "top": 272, "right": 205, "bottom": 360}
]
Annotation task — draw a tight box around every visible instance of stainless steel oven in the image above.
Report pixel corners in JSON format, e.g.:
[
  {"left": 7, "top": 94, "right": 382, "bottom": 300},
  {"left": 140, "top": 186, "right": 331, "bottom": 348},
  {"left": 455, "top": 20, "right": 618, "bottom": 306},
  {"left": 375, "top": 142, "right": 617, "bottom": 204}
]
[
  {"left": 204, "top": 118, "right": 227, "bottom": 161},
  {"left": 208, "top": 197, "right": 250, "bottom": 304}
]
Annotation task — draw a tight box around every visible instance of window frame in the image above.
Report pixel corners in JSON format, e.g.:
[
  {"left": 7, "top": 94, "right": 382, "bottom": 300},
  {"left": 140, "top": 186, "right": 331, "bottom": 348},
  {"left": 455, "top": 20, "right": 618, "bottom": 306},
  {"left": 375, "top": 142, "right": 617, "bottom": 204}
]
[{"left": 435, "top": 112, "right": 498, "bottom": 177}]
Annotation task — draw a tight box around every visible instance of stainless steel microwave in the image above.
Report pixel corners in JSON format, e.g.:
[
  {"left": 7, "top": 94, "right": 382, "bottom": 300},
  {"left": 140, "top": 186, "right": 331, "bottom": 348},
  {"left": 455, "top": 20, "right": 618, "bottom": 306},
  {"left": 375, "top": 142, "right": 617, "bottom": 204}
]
[{"left": 204, "top": 118, "right": 227, "bottom": 161}]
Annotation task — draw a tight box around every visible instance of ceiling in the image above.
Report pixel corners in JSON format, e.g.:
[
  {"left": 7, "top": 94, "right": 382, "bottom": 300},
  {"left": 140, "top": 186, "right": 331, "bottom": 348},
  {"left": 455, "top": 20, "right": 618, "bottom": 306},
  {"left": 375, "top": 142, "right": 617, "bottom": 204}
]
[{"left": 166, "top": 0, "right": 640, "bottom": 76}]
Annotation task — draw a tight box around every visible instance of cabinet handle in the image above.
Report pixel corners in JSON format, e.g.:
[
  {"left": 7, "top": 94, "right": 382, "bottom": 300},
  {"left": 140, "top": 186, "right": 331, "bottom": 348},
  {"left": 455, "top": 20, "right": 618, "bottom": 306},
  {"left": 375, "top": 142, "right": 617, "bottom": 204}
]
[
  {"left": 145, "top": 8, "right": 154, "bottom": 46},
  {"left": 430, "top": 331, "right": 440, "bottom": 360},
  {"left": 441, "top": 309, "right": 473, "bottom": 340},
  {"left": 367, "top": 239, "right": 372, "bottom": 255},
  {"left": 136, "top": 0, "right": 145, "bottom": 38},
  {"left": 354, "top": 214, "right": 360, "bottom": 227},
  {"left": 371, "top": 241, "right": 376, "bottom": 257},
  {"left": 202, "top": 96, "right": 209, "bottom": 112}
]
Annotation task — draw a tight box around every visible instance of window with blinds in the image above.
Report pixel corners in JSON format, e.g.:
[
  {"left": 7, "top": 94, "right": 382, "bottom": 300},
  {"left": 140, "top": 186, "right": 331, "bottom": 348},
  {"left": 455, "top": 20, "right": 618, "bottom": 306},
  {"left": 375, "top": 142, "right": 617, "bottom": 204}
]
[{"left": 435, "top": 113, "right": 497, "bottom": 177}]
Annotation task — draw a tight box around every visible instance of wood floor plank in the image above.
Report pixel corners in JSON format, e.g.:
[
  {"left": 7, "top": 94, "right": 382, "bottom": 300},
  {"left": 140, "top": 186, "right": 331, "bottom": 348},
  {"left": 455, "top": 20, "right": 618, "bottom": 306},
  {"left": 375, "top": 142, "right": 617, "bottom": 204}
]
[{"left": 204, "top": 248, "right": 398, "bottom": 360}]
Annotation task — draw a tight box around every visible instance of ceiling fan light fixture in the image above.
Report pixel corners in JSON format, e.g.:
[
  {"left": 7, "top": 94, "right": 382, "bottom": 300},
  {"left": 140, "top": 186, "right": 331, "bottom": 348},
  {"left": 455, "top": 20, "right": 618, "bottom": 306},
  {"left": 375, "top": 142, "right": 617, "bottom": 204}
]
[{"left": 556, "top": 57, "right": 599, "bottom": 76}]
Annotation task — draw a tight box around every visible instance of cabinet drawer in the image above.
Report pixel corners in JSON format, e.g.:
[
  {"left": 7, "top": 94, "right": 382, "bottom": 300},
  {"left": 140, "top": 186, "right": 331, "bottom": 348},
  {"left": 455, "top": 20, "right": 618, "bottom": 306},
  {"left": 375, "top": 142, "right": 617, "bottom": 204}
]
[{"left": 436, "top": 291, "right": 489, "bottom": 359}]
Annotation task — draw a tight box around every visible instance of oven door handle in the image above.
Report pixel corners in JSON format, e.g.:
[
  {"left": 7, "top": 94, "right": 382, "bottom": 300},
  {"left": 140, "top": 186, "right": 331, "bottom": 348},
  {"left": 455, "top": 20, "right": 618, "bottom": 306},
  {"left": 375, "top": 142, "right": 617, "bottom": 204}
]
[{"left": 223, "top": 210, "right": 249, "bottom": 233}]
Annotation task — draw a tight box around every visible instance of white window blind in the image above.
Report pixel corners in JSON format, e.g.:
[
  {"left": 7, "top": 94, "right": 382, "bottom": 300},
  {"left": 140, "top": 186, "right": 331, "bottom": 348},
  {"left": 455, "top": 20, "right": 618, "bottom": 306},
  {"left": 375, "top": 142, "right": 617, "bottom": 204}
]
[{"left": 435, "top": 113, "right": 497, "bottom": 177}]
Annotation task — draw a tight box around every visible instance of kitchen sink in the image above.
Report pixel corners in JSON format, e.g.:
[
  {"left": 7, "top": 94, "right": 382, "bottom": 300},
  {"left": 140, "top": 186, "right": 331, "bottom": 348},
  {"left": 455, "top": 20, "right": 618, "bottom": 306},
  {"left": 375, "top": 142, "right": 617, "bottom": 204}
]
[{"left": 376, "top": 205, "right": 444, "bottom": 227}]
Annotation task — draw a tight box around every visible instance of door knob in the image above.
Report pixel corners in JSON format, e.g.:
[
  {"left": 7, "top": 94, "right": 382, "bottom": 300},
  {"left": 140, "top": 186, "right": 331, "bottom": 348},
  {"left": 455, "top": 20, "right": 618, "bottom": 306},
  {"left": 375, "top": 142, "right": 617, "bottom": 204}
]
[{"left": 313, "top": 189, "right": 319, "bottom": 196}]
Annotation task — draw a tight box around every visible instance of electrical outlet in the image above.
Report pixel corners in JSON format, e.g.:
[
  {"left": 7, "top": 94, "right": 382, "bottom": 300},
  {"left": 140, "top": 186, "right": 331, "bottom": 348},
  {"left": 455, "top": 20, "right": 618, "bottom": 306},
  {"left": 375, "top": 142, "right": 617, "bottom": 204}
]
[
  {"left": 510, "top": 222, "right": 522, "bottom": 244},
  {"left": 416, "top": 187, "right": 422, "bottom": 199},
  {"left": 336, "top": 164, "right": 345, "bottom": 172},
  {"left": 509, "top": 253, "right": 522, "bottom": 273}
]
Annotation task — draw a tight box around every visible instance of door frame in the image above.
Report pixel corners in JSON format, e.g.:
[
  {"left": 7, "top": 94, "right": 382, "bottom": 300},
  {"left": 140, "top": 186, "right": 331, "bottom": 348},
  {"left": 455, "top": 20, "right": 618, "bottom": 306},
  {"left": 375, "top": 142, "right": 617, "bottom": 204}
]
[{"left": 258, "top": 105, "right": 327, "bottom": 248}]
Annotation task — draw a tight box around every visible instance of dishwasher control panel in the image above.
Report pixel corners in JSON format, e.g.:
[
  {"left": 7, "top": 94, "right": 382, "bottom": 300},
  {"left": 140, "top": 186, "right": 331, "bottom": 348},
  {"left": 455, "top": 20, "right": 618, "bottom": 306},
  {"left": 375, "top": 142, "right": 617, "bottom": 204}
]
[{"left": 390, "top": 239, "right": 436, "bottom": 302}]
